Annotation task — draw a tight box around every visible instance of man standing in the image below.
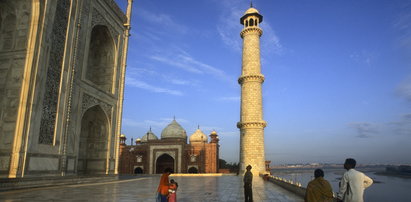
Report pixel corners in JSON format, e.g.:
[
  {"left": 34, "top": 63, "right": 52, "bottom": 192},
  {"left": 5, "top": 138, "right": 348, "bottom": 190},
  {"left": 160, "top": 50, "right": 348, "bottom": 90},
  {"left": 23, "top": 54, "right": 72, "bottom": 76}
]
[
  {"left": 305, "top": 169, "right": 334, "bottom": 202},
  {"left": 338, "top": 158, "right": 373, "bottom": 202},
  {"left": 244, "top": 165, "right": 253, "bottom": 202}
]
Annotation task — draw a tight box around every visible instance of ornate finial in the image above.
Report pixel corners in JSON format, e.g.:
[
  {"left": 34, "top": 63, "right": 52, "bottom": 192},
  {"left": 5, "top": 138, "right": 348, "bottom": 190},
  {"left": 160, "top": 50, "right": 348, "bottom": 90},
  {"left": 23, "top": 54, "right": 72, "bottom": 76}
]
[
  {"left": 173, "top": 115, "right": 176, "bottom": 120},
  {"left": 250, "top": 0, "right": 253, "bottom": 8},
  {"left": 149, "top": 126, "right": 152, "bottom": 132},
  {"left": 198, "top": 124, "right": 200, "bottom": 129}
]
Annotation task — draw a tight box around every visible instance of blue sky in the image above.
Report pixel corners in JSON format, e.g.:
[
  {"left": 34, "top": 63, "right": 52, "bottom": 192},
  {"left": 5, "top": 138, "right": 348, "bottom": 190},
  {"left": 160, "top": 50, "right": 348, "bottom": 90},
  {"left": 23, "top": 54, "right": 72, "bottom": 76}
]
[{"left": 115, "top": 0, "right": 411, "bottom": 165}]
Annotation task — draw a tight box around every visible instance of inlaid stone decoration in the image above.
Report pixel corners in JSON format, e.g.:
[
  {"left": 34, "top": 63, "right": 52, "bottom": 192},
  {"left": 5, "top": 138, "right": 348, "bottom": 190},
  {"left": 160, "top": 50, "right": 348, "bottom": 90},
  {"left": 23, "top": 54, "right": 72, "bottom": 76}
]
[
  {"left": 190, "top": 155, "right": 196, "bottom": 162},
  {"left": 38, "top": 0, "right": 70, "bottom": 144},
  {"left": 81, "top": 93, "right": 112, "bottom": 121},
  {"left": 136, "top": 155, "right": 142, "bottom": 163}
]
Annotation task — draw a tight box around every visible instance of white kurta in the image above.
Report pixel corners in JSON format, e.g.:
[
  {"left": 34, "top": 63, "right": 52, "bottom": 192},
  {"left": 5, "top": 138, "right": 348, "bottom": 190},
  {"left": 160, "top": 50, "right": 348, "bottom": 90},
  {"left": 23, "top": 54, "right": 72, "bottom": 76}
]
[{"left": 337, "top": 169, "right": 373, "bottom": 202}]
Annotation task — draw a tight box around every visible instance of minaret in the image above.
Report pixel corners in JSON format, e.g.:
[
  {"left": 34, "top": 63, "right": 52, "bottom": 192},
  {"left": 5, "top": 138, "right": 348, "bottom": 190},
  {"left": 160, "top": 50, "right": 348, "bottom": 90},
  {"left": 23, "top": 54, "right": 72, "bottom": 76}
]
[{"left": 237, "top": 5, "right": 267, "bottom": 175}]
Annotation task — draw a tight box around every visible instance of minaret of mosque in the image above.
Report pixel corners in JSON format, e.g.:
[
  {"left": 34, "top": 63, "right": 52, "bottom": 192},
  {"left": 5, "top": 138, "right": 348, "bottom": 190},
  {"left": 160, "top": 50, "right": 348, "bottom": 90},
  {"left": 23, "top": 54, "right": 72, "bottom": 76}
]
[{"left": 237, "top": 4, "right": 267, "bottom": 175}]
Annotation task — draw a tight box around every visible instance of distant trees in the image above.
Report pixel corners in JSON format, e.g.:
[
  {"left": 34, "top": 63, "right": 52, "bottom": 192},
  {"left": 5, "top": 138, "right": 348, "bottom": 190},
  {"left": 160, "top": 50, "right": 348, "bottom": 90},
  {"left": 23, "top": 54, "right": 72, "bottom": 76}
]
[{"left": 219, "top": 159, "right": 239, "bottom": 173}]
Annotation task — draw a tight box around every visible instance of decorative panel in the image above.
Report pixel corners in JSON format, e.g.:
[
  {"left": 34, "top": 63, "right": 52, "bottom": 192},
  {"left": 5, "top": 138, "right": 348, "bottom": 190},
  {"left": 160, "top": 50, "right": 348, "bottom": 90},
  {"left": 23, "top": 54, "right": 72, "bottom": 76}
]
[{"left": 38, "top": 0, "right": 70, "bottom": 144}]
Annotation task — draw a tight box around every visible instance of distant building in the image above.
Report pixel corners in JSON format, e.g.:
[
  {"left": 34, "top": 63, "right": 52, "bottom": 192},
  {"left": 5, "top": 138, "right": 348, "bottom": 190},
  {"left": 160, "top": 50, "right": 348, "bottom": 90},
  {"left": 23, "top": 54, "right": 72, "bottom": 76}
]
[{"left": 119, "top": 119, "right": 220, "bottom": 174}]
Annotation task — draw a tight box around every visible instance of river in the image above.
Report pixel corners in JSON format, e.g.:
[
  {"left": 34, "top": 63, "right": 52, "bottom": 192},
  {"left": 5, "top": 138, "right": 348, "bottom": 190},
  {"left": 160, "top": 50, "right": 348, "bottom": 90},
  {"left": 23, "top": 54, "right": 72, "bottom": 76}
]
[{"left": 271, "top": 168, "right": 411, "bottom": 202}]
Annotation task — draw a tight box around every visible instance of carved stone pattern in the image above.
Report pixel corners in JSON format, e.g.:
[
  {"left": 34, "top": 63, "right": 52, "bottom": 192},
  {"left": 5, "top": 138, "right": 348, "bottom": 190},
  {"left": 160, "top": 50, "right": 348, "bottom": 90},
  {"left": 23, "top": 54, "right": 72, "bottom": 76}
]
[
  {"left": 81, "top": 93, "right": 112, "bottom": 121},
  {"left": 102, "top": 0, "right": 127, "bottom": 23},
  {"left": 240, "top": 27, "right": 263, "bottom": 38},
  {"left": 237, "top": 121, "right": 267, "bottom": 129},
  {"left": 39, "top": 0, "right": 70, "bottom": 144},
  {"left": 91, "top": 8, "right": 118, "bottom": 44},
  {"left": 238, "top": 74, "right": 265, "bottom": 84}
]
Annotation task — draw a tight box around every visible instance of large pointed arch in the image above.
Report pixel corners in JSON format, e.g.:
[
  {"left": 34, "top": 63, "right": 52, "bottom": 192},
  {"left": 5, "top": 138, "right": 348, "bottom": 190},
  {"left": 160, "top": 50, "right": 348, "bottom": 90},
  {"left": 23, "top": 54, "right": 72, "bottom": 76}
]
[
  {"left": 155, "top": 153, "right": 174, "bottom": 174},
  {"left": 85, "top": 25, "right": 115, "bottom": 93},
  {"left": 77, "top": 105, "right": 110, "bottom": 174}
]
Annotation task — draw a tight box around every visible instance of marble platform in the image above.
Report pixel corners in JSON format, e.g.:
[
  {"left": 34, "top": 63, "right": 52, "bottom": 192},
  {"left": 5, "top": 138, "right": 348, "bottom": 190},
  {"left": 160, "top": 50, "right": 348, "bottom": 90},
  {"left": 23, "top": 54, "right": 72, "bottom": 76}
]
[{"left": 0, "top": 175, "right": 303, "bottom": 202}]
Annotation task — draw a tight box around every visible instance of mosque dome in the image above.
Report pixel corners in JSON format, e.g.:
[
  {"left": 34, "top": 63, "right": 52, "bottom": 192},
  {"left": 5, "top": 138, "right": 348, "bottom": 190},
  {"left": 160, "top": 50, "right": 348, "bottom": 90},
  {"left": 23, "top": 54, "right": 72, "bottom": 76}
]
[
  {"left": 241, "top": 6, "right": 263, "bottom": 25},
  {"left": 161, "top": 119, "right": 187, "bottom": 139},
  {"left": 244, "top": 7, "right": 259, "bottom": 15},
  {"left": 120, "top": 134, "right": 126, "bottom": 138},
  {"left": 189, "top": 128, "right": 208, "bottom": 143},
  {"left": 141, "top": 129, "right": 158, "bottom": 143}
]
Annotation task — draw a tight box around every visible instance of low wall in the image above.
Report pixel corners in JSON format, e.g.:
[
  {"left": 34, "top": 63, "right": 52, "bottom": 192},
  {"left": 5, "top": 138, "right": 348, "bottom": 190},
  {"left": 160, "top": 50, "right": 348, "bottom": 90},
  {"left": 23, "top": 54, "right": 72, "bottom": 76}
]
[
  {"left": 170, "top": 173, "right": 236, "bottom": 177},
  {"left": 261, "top": 174, "right": 306, "bottom": 198}
]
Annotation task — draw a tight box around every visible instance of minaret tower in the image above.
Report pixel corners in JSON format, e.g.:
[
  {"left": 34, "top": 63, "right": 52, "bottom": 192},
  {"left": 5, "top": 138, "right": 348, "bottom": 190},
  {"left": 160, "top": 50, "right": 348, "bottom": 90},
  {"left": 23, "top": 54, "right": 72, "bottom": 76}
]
[{"left": 237, "top": 5, "right": 267, "bottom": 175}]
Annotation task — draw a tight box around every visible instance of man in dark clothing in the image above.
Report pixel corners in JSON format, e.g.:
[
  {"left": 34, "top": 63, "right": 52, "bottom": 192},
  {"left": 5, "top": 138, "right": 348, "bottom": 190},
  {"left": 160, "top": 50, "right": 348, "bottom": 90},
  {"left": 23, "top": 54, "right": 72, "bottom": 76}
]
[{"left": 243, "top": 165, "right": 253, "bottom": 202}]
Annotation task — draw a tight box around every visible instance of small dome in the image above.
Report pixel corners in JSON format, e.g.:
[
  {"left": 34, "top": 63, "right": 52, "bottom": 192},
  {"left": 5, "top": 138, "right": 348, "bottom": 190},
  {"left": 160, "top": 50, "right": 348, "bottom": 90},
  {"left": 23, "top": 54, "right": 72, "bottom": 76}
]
[
  {"left": 161, "top": 119, "right": 187, "bottom": 139},
  {"left": 120, "top": 134, "right": 126, "bottom": 138},
  {"left": 141, "top": 129, "right": 158, "bottom": 143},
  {"left": 135, "top": 138, "right": 141, "bottom": 143},
  {"left": 245, "top": 7, "right": 259, "bottom": 15},
  {"left": 210, "top": 130, "right": 217, "bottom": 135},
  {"left": 189, "top": 129, "right": 208, "bottom": 143}
]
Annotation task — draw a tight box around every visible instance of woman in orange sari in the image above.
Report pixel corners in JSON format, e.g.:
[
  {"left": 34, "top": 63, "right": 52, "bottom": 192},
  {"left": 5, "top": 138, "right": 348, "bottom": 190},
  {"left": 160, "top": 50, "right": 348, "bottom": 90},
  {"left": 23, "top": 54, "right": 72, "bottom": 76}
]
[{"left": 157, "top": 168, "right": 172, "bottom": 202}]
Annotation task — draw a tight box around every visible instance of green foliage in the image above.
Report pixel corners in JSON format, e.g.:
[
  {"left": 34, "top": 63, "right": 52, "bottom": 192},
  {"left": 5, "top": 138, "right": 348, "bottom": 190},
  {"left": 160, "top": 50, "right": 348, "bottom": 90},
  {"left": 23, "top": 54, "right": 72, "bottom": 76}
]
[{"left": 219, "top": 159, "right": 239, "bottom": 173}]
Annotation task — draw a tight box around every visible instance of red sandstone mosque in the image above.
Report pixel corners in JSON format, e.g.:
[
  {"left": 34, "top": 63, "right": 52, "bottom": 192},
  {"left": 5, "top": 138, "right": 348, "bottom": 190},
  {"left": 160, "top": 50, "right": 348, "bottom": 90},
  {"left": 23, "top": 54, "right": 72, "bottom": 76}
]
[{"left": 119, "top": 119, "right": 220, "bottom": 174}]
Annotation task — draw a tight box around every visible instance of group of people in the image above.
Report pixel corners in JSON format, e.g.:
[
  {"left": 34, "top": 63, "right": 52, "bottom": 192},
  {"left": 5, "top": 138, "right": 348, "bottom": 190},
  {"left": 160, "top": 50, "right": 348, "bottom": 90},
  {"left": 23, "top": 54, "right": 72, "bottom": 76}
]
[
  {"left": 156, "top": 158, "right": 373, "bottom": 202},
  {"left": 304, "top": 158, "right": 373, "bottom": 202},
  {"left": 156, "top": 168, "right": 178, "bottom": 202}
]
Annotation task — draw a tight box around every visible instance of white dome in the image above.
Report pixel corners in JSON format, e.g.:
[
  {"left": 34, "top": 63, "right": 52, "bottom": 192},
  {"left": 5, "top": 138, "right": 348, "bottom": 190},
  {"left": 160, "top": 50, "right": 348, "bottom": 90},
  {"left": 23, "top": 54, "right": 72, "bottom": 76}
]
[
  {"left": 161, "top": 119, "right": 187, "bottom": 139},
  {"left": 189, "top": 129, "right": 208, "bottom": 143},
  {"left": 141, "top": 129, "right": 158, "bottom": 143},
  {"left": 244, "top": 7, "right": 259, "bottom": 15}
]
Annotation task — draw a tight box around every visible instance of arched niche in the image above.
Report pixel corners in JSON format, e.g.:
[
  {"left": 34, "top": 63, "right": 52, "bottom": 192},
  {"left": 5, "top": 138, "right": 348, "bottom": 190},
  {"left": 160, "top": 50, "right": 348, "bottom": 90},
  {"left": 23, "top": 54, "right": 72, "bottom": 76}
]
[
  {"left": 77, "top": 105, "right": 110, "bottom": 174},
  {"left": 188, "top": 167, "right": 198, "bottom": 173},
  {"left": 0, "top": 10, "right": 2, "bottom": 34},
  {"left": 155, "top": 153, "right": 174, "bottom": 174},
  {"left": 134, "top": 167, "right": 143, "bottom": 174},
  {"left": 86, "top": 25, "right": 115, "bottom": 93},
  {"left": 1, "top": 14, "right": 16, "bottom": 51}
]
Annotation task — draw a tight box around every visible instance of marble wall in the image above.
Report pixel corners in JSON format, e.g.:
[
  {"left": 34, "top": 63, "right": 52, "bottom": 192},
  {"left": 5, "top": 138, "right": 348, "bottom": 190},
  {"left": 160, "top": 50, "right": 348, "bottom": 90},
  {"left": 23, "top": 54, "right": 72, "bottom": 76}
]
[{"left": 0, "top": 0, "right": 129, "bottom": 178}]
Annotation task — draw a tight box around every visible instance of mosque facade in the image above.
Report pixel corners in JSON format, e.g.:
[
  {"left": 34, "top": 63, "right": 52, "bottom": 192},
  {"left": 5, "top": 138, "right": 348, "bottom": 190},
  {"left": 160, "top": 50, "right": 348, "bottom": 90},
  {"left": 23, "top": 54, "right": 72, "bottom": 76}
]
[{"left": 119, "top": 119, "right": 220, "bottom": 174}]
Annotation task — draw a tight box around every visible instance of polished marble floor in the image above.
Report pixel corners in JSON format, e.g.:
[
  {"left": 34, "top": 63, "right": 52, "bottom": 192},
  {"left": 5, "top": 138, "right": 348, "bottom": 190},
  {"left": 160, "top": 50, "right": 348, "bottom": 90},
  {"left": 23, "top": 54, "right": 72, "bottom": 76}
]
[{"left": 0, "top": 175, "right": 303, "bottom": 202}]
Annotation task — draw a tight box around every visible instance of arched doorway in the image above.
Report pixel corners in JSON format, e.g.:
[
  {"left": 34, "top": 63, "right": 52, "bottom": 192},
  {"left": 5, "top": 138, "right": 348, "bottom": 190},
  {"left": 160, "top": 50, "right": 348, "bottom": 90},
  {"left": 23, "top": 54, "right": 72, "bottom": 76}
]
[
  {"left": 188, "top": 167, "right": 198, "bottom": 173},
  {"left": 77, "top": 105, "right": 109, "bottom": 174},
  {"left": 86, "top": 25, "right": 115, "bottom": 93},
  {"left": 156, "top": 154, "right": 174, "bottom": 174},
  {"left": 134, "top": 167, "right": 143, "bottom": 174}
]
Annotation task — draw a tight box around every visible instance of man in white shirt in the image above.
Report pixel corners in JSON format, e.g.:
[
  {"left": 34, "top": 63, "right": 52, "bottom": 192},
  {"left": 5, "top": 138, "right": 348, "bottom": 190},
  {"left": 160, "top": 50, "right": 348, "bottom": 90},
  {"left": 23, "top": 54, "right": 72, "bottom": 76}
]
[{"left": 337, "top": 158, "right": 373, "bottom": 202}]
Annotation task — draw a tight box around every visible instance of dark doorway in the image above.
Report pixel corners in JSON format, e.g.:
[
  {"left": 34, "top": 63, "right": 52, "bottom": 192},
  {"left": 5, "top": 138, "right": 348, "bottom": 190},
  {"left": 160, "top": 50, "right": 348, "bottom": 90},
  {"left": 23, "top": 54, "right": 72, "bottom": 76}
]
[
  {"left": 188, "top": 167, "right": 198, "bottom": 173},
  {"left": 156, "top": 154, "right": 174, "bottom": 174},
  {"left": 134, "top": 167, "right": 143, "bottom": 174}
]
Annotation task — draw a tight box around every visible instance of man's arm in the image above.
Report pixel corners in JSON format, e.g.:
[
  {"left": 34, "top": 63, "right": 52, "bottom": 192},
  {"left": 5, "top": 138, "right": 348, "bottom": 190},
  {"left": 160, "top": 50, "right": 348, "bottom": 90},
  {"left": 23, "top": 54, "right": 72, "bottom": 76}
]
[
  {"left": 337, "top": 173, "right": 348, "bottom": 200},
  {"left": 363, "top": 174, "right": 373, "bottom": 189}
]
